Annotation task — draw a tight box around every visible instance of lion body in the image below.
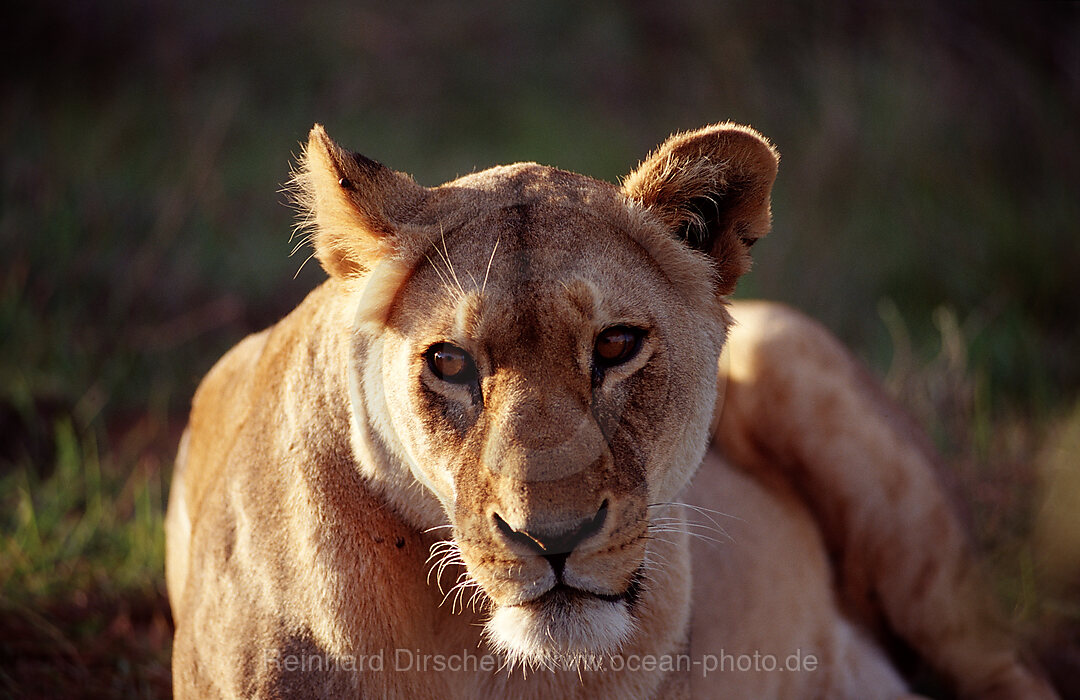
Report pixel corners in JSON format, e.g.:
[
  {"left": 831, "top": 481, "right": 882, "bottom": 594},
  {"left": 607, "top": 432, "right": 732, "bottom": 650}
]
[{"left": 167, "top": 124, "right": 1056, "bottom": 699}]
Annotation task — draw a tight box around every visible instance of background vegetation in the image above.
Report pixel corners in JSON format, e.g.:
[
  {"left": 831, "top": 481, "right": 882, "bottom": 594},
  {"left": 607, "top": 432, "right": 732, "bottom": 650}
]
[{"left": 1, "top": 1, "right": 1077, "bottom": 697}]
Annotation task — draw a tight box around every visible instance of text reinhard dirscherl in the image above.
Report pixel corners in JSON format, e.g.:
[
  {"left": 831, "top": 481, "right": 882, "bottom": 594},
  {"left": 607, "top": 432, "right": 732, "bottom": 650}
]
[{"left": 265, "top": 648, "right": 820, "bottom": 678}]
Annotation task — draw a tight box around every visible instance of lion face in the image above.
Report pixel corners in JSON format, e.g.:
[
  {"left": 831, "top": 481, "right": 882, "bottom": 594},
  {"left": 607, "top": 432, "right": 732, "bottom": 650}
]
[
  {"left": 375, "top": 184, "right": 727, "bottom": 666},
  {"left": 292, "top": 124, "right": 778, "bottom": 668}
]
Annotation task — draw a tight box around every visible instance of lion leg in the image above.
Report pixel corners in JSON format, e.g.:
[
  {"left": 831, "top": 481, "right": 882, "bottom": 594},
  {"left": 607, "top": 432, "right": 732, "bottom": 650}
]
[
  {"left": 687, "top": 449, "right": 911, "bottom": 699},
  {"left": 710, "top": 300, "right": 1056, "bottom": 699}
]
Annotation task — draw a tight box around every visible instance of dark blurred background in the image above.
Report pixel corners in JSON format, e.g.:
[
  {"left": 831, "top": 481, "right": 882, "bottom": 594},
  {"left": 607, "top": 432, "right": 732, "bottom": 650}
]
[{"left": 2, "top": 2, "right": 1078, "bottom": 697}]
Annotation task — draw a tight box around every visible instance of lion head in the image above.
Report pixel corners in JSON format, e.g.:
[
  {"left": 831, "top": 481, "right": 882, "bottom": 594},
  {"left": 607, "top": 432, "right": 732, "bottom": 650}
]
[{"left": 290, "top": 122, "right": 778, "bottom": 669}]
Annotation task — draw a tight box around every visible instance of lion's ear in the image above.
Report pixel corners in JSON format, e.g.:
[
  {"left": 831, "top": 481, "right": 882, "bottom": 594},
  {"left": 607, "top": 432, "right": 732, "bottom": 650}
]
[
  {"left": 622, "top": 123, "right": 779, "bottom": 296},
  {"left": 291, "top": 124, "right": 427, "bottom": 279}
]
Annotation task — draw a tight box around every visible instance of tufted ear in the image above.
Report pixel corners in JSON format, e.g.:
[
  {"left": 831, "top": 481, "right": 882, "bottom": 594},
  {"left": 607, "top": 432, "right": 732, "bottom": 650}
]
[
  {"left": 290, "top": 124, "right": 428, "bottom": 279},
  {"left": 622, "top": 123, "right": 779, "bottom": 296}
]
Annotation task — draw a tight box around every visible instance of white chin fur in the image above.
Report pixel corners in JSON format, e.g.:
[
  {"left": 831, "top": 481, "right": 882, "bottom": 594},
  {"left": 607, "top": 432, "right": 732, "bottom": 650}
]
[{"left": 485, "top": 594, "right": 635, "bottom": 670}]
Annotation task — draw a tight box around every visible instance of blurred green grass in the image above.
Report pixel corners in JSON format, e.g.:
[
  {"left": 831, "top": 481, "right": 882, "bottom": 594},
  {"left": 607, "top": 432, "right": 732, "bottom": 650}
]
[{"left": 1, "top": 1, "right": 1078, "bottom": 697}]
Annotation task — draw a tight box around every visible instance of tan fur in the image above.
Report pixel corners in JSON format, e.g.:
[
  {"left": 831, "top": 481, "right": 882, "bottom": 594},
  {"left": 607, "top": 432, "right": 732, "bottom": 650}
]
[{"left": 167, "top": 123, "right": 1056, "bottom": 699}]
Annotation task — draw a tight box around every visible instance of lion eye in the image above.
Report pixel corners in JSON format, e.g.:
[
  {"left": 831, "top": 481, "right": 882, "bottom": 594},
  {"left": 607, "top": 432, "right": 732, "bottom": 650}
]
[
  {"left": 426, "top": 343, "right": 477, "bottom": 384},
  {"left": 594, "top": 326, "right": 644, "bottom": 368}
]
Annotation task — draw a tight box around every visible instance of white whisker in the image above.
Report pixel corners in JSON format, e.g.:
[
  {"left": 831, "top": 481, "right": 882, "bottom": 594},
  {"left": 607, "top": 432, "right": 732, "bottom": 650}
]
[
  {"left": 436, "top": 224, "right": 465, "bottom": 295},
  {"left": 650, "top": 501, "right": 743, "bottom": 523},
  {"left": 440, "top": 570, "right": 472, "bottom": 611},
  {"left": 649, "top": 517, "right": 732, "bottom": 541},
  {"left": 481, "top": 235, "right": 501, "bottom": 294},
  {"left": 649, "top": 526, "right": 726, "bottom": 546},
  {"left": 425, "top": 252, "right": 453, "bottom": 290}
]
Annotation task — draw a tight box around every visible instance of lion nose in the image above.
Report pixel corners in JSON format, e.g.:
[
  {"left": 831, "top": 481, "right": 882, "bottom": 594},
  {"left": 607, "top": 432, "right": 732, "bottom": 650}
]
[{"left": 492, "top": 501, "right": 609, "bottom": 578}]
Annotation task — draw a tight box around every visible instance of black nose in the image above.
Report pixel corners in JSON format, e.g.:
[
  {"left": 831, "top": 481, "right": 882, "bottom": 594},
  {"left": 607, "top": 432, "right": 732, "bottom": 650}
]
[{"left": 493, "top": 501, "right": 609, "bottom": 578}]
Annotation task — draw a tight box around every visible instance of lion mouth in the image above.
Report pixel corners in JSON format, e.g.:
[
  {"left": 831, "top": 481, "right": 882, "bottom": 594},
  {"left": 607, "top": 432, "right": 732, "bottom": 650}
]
[
  {"left": 532, "top": 571, "right": 644, "bottom": 608},
  {"left": 481, "top": 569, "right": 645, "bottom": 668}
]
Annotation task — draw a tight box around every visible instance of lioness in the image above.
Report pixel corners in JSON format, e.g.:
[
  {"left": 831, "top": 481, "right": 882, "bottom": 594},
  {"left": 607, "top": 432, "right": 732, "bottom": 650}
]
[{"left": 166, "top": 123, "right": 1056, "bottom": 699}]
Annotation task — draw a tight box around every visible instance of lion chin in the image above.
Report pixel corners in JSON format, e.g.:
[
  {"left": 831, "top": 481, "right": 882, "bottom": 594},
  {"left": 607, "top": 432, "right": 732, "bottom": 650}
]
[{"left": 484, "top": 586, "right": 636, "bottom": 670}]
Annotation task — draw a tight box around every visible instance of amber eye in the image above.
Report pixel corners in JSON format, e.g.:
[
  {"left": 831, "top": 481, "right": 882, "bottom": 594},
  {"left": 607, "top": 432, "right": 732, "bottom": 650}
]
[
  {"left": 594, "top": 326, "right": 644, "bottom": 368},
  {"left": 426, "top": 343, "right": 477, "bottom": 384}
]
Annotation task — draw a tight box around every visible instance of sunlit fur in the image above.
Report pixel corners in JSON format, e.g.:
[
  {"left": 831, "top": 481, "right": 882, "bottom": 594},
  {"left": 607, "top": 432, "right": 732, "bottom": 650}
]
[{"left": 485, "top": 596, "right": 634, "bottom": 672}]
